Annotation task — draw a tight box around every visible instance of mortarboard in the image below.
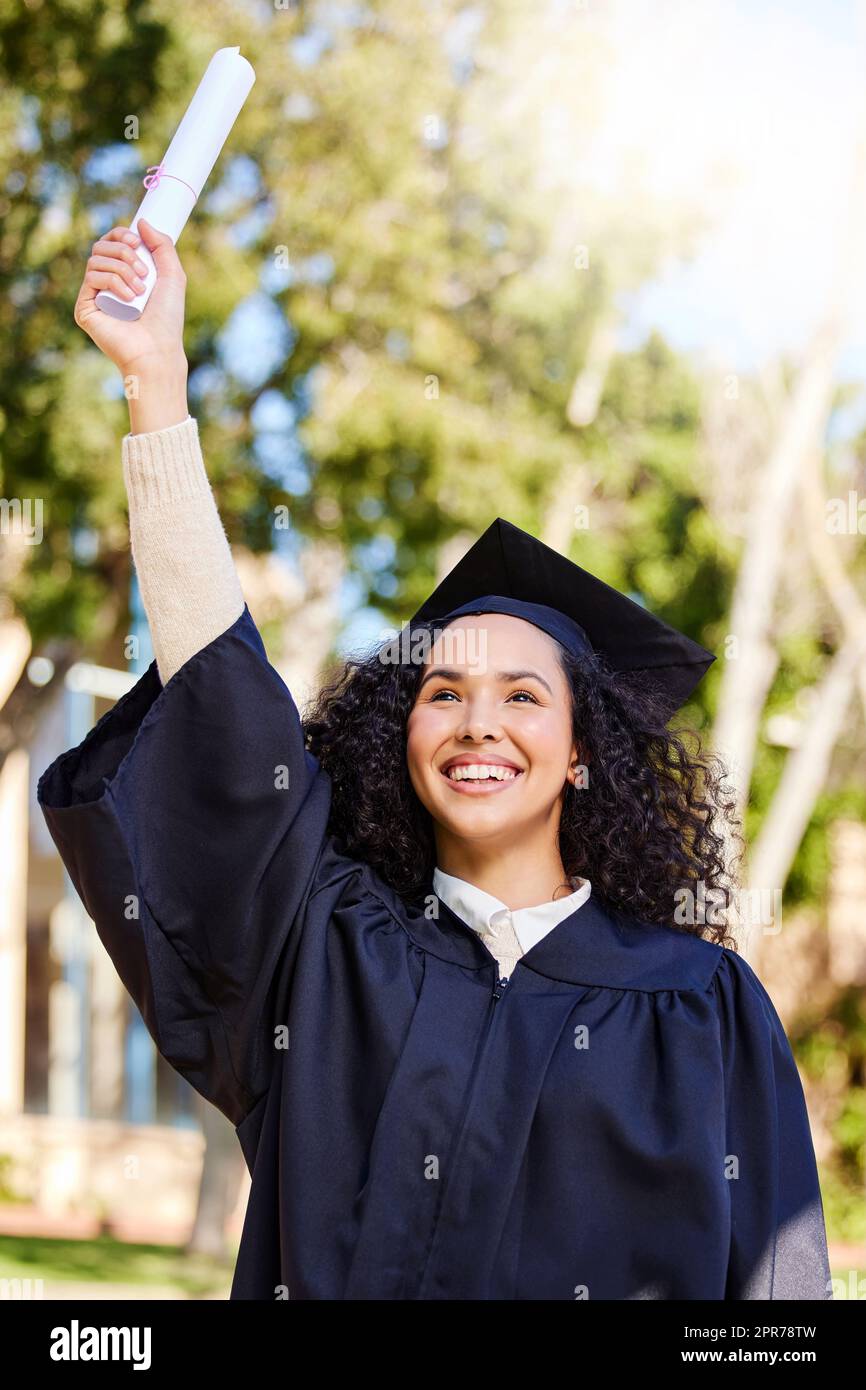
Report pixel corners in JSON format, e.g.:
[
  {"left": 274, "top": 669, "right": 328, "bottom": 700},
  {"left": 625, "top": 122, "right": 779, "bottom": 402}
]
[{"left": 410, "top": 518, "right": 716, "bottom": 718}]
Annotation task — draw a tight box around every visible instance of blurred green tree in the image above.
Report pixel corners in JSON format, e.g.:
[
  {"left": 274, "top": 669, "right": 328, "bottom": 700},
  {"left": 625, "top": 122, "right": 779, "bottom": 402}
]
[{"left": 0, "top": 0, "right": 721, "bottom": 649}]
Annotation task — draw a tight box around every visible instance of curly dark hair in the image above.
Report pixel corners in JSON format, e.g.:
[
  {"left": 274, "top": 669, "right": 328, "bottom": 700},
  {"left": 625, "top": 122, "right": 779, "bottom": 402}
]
[{"left": 303, "top": 619, "right": 744, "bottom": 947}]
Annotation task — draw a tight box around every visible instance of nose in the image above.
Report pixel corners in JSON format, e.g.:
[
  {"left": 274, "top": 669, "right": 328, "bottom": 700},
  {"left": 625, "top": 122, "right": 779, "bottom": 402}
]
[{"left": 454, "top": 696, "right": 503, "bottom": 744}]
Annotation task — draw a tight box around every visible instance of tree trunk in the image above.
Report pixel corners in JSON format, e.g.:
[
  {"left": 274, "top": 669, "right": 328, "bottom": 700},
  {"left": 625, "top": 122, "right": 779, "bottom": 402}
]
[{"left": 186, "top": 1094, "right": 246, "bottom": 1258}]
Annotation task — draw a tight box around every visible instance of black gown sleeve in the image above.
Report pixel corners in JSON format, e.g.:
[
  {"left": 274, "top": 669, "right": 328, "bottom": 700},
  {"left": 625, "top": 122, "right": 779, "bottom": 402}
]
[
  {"left": 712, "top": 948, "right": 833, "bottom": 1300},
  {"left": 37, "top": 604, "right": 332, "bottom": 1126}
]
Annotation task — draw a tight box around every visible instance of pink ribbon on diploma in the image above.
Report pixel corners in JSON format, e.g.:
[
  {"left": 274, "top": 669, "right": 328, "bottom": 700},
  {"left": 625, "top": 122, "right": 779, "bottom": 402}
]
[{"left": 142, "top": 164, "right": 198, "bottom": 199}]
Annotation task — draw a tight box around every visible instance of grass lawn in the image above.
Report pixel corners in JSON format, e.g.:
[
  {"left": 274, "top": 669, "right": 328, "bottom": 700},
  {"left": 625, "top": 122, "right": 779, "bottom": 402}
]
[
  {"left": 0, "top": 1232, "right": 235, "bottom": 1298},
  {"left": 1, "top": 1233, "right": 860, "bottom": 1299}
]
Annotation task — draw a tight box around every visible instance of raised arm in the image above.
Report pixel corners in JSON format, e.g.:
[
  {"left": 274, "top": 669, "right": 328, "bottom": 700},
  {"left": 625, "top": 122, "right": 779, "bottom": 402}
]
[
  {"left": 74, "top": 219, "right": 243, "bottom": 682},
  {"left": 38, "top": 225, "right": 335, "bottom": 1128}
]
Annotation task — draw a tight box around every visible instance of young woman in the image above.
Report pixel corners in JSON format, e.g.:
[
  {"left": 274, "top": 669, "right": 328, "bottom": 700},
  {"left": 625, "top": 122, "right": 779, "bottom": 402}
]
[{"left": 38, "top": 220, "right": 832, "bottom": 1301}]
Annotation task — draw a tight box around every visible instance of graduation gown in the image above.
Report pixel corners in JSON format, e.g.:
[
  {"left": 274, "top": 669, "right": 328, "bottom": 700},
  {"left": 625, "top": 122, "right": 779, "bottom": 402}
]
[{"left": 37, "top": 604, "right": 833, "bottom": 1301}]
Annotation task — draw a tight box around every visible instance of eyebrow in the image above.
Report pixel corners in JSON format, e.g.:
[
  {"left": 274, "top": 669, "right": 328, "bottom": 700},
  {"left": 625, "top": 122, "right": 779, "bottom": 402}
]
[{"left": 418, "top": 666, "right": 554, "bottom": 697}]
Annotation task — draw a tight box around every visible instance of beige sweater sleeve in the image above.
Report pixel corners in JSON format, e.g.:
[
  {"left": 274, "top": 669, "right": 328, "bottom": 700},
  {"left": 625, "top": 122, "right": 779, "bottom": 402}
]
[{"left": 121, "top": 415, "right": 246, "bottom": 685}]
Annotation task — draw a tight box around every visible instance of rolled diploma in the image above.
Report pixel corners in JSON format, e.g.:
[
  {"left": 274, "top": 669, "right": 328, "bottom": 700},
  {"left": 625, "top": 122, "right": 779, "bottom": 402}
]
[{"left": 95, "top": 45, "right": 255, "bottom": 322}]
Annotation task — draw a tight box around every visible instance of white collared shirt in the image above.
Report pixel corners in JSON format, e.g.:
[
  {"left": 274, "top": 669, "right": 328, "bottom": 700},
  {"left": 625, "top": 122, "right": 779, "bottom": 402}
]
[{"left": 432, "top": 867, "right": 592, "bottom": 963}]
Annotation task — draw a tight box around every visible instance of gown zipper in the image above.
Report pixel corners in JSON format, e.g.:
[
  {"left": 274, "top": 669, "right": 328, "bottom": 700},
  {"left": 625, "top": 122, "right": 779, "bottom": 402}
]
[{"left": 416, "top": 967, "right": 512, "bottom": 1295}]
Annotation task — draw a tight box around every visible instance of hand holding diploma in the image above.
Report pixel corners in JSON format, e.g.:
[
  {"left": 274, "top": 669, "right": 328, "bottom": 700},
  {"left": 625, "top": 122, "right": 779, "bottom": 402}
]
[
  {"left": 95, "top": 46, "right": 255, "bottom": 322},
  {"left": 71, "top": 45, "right": 254, "bottom": 430},
  {"left": 73, "top": 219, "right": 190, "bottom": 433}
]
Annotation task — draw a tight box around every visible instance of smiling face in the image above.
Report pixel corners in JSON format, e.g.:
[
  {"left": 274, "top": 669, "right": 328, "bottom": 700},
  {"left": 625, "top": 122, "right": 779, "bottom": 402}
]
[{"left": 406, "top": 613, "right": 580, "bottom": 857}]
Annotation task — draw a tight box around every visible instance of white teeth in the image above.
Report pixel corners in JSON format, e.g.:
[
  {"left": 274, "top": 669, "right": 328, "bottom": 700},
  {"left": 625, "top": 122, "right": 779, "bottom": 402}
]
[{"left": 446, "top": 764, "right": 519, "bottom": 782}]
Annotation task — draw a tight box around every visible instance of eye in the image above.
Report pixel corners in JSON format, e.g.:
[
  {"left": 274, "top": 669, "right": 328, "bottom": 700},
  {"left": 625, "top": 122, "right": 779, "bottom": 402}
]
[
  {"left": 507, "top": 689, "right": 538, "bottom": 703},
  {"left": 429, "top": 688, "right": 460, "bottom": 702}
]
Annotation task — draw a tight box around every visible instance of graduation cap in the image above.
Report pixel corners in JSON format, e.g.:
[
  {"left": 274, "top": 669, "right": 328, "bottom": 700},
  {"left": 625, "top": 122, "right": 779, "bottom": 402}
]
[{"left": 409, "top": 518, "right": 716, "bottom": 719}]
